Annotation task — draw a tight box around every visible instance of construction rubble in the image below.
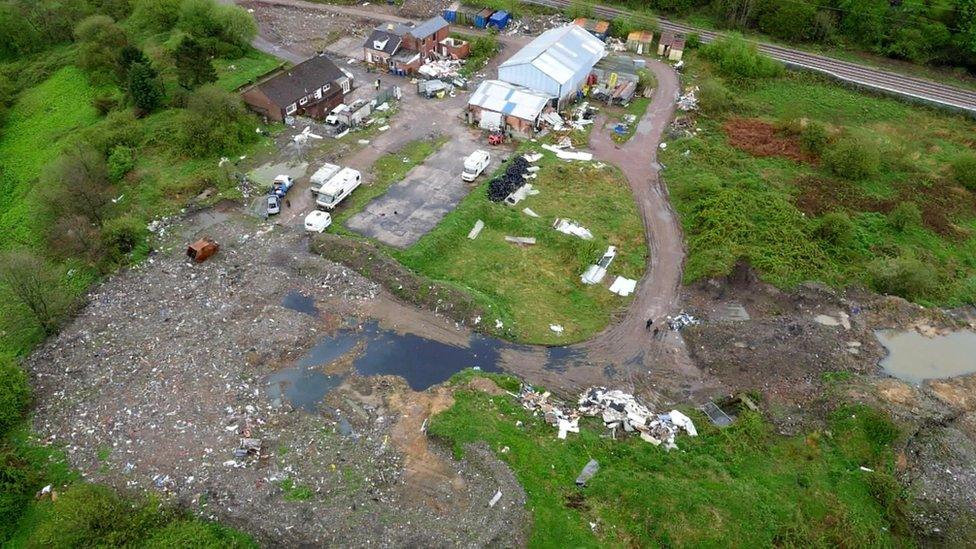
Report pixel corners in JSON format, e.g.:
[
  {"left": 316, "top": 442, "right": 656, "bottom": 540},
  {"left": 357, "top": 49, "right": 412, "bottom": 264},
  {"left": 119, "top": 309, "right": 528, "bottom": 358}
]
[
  {"left": 677, "top": 86, "right": 699, "bottom": 111},
  {"left": 516, "top": 385, "right": 698, "bottom": 450},
  {"left": 667, "top": 311, "right": 700, "bottom": 331}
]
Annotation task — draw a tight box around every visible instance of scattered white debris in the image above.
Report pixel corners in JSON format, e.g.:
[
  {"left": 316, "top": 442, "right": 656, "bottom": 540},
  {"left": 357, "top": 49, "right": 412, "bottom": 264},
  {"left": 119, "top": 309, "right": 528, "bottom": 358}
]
[
  {"left": 541, "top": 143, "right": 593, "bottom": 161},
  {"left": 522, "top": 207, "right": 539, "bottom": 218},
  {"left": 467, "top": 219, "right": 485, "bottom": 239},
  {"left": 504, "top": 236, "right": 536, "bottom": 246},
  {"left": 608, "top": 276, "right": 637, "bottom": 297},
  {"left": 667, "top": 312, "right": 700, "bottom": 331},
  {"left": 677, "top": 86, "right": 699, "bottom": 111},
  {"left": 523, "top": 152, "right": 543, "bottom": 163},
  {"left": 581, "top": 246, "right": 616, "bottom": 285},
  {"left": 378, "top": 125, "right": 390, "bottom": 132},
  {"left": 553, "top": 218, "right": 593, "bottom": 240},
  {"left": 549, "top": 324, "right": 564, "bottom": 334},
  {"left": 488, "top": 490, "right": 502, "bottom": 507}
]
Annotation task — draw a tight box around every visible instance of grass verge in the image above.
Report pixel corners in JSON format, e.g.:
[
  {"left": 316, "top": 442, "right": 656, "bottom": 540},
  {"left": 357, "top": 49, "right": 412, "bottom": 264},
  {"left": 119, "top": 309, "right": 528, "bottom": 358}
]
[
  {"left": 429, "top": 373, "right": 911, "bottom": 547},
  {"left": 395, "top": 144, "right": 646, "bottom": 345}
]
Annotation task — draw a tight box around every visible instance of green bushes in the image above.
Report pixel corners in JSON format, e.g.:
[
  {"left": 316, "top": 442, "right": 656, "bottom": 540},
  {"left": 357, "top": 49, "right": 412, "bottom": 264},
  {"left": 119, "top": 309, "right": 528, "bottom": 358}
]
[
  {"left": 0, "top": 356, "right": 29, "bottom": 435},
  {"left": 813, "top": 211, "right": 854, "bottom": 246},
  {"left": 887, "top": 201, "right": 922, "bottom": 232},
  {"left": 824, "top": 135, "right": 880, "bottom": 180},
  {"left": 177, "top": 85, "right": 257, "bottom": 157},
  {"left": 107, "top": 145, "right": 135, "bottom": 181},
  {"left": 869, "top": 254, "right": 939, "bottom": 301},
  {"left": 700, "top": 34, "right": 783, "bottom": 80},
  {"left": 799, "top": 121, "right": 829, "bottom": 155},
  {"left": 26, "top": 483, "right": 257, "bottom": 548},
  {"left": 697, "top": 77, "right": 733, "bottom": 114},
  {"left": 951, "top": 152, "right": 976, "bottom": 191},
  {"left": 564, "top": 0, "right": 594, "bottom": 19}
]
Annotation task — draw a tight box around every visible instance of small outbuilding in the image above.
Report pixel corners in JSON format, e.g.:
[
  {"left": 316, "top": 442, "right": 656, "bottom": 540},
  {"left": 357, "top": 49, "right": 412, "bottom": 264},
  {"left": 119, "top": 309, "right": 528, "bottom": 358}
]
[
  {"left": 438, "top": 36, "right": 470, "bottom": 59},
  {"left": 627, "top": 30, "right": 654, "bottom": 54},
  {"left": 573, "top": 18, "right": 610, "bottom": 41},
  {"left": 658, "top": 33, "right": 685, "bottom": 61},
  {"left": 467, "top": 79, "right": 552, "bottom": 136}
]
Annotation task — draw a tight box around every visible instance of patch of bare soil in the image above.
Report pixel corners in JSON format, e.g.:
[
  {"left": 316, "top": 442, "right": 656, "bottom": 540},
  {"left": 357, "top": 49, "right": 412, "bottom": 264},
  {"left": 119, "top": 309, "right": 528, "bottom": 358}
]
[
  {"left": 25, "top": 212, "right": 527, "bottom": 546},
  {"left": 723, "top": 118, "right": 815, "bottom": 163},
  {"left": 794, "top": 175, "right": 976, "bottom": 238},
  {"left": 242, "top": 1, "right": 374, "bottom": 55}
]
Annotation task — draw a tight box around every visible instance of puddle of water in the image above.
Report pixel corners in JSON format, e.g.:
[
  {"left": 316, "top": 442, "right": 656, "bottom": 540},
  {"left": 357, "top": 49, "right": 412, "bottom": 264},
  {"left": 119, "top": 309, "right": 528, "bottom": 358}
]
[
  {"left": 875, "top": 329, "right": 976, "bottom": 384},
  {"left": 281, "top": 290, "right": 318, "bottom": 316},
  {"left": 544, "top": 346, "right": 585, "bottom": 372},
  {"left": 249, "top": 160, "right": 308, "bottom": 185},
  {"left": 266, "top": 321, "right": 506, "bottom": 410}
]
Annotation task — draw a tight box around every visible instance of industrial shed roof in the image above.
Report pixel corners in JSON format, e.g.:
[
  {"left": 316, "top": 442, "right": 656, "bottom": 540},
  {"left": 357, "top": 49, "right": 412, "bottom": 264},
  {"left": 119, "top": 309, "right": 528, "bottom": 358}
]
[
  {"left": 468, "top": 80, "right": 551, "bottom": 121},
  {"left": 498, "top": 25, "right": 605, "bottom": 86}
]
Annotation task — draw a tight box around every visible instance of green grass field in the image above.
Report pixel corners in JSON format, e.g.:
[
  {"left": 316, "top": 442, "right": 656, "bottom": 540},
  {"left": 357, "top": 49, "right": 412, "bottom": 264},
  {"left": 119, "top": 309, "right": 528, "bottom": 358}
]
[
  {"left": 214, "top": 51, "right": 283, "bottom": 92},
  {"left": 430, "top": 373, "right": 909, "bottom": 547},
  {"left": 663, "top": 63, "right": 976, "bottom": 305},
  {"left": 396, "top": 146, "right": 646, "bottom": 344}
]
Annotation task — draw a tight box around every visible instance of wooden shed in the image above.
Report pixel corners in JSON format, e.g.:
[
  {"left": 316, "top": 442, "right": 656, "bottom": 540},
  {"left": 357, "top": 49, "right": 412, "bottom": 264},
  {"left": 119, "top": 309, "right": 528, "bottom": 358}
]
[
  {"left": 627, "top": 30, "right": 654, "bottom": 54},
  {"left": 658, "top": 32, "right": 685, "bottom": 61}
]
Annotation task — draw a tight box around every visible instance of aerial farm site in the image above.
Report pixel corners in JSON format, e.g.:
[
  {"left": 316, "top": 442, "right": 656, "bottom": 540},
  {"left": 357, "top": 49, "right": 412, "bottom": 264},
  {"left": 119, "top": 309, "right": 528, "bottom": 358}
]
[{"left": 2, "top": 0, "right": 976, "bottom": 546}]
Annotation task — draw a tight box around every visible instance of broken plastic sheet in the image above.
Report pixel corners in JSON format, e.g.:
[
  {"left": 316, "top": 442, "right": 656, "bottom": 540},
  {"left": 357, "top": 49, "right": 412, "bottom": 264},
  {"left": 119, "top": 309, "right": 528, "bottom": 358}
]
[
  {"left": 541, "top": 144, "right": 593, "bottom": 162},
  {"left": 553, "top": 218, "right": 593, "bottom": 240},
  {"left": 608, "top": 276, "right": 637, "bottom": 296}
]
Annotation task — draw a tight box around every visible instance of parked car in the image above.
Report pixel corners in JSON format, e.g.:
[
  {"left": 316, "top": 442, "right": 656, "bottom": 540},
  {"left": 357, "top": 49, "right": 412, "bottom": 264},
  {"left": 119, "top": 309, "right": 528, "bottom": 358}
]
[
  {"left": 310, "top": 163, "right": 341, "bottom": 195},
  {"left": 272, "top": 175, "right": 294, "bottom": 198},
  {"left": 304, "top": 210, "right": 332, "bottom": 233},
  {"left": 315, "top": 167, "right": 362, "bottom": 210},
  {"left": 267, "top": 194, "right": 281, "bottom": 215},
  {"left": 462, "top": 150, "right": 491, "bottom": 182}
]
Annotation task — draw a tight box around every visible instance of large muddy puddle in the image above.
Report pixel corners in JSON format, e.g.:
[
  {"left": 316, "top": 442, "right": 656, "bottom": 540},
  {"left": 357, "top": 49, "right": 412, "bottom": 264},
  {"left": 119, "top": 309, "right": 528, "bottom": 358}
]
[
  {"left": 266, "top": 321, "right": 506, "bottom": 411},
  {"left": 875, "top": 329, "right": 976, "bottom": 384}
]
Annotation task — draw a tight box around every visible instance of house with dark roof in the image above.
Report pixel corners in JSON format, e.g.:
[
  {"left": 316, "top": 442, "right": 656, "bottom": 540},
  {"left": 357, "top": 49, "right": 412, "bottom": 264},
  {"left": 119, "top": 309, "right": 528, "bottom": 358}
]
[
  {"left": 363, "top": 16, "right": 454, "bottom": 75},
  {"left": 240, "top": 54, "right": 353, "bottom": 122}
]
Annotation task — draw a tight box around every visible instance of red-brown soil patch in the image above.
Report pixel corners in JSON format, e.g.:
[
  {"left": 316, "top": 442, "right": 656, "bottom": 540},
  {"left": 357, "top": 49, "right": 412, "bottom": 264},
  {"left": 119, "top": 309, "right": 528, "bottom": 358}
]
[{"left": 723, "top": 118, "right": 815, "bottom": 163}]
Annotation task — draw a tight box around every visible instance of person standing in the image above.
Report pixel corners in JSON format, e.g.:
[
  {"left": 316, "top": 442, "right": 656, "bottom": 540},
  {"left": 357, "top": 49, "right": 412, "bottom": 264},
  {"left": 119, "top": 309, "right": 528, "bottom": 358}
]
[{"left": 645, "top": 318, "right": 653, "bottom": 331}]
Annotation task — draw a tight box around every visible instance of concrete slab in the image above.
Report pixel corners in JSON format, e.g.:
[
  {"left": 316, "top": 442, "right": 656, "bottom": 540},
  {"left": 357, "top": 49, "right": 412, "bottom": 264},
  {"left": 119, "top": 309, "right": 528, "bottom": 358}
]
[{"left": 345, "top": 134, "right": 500, "bottom": 249}]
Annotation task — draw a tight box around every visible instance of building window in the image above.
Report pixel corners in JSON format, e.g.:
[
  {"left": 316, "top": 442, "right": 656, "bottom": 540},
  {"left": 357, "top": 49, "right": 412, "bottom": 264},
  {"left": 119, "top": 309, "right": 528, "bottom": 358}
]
[
  {"left": 299, "top": 96, "right": 308, "bottom": 106},
  {"left": 322, "top": 83, "right": 331, "bottom": 93},
  {"left": 314, "top": 88, "right": 322, "bottom": 100},
  {"left": 340, "top": 79, "right": 350, "bottom": 94},
  {"left": 285, "top": 103, "right": 297, "bottom": 115}
]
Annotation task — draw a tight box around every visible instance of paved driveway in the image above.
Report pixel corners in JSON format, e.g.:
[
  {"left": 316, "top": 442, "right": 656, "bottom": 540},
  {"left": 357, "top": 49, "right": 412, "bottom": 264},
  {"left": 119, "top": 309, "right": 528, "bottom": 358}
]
[{"left": 345, "top": 130, "right": 500, "bottom": 249}]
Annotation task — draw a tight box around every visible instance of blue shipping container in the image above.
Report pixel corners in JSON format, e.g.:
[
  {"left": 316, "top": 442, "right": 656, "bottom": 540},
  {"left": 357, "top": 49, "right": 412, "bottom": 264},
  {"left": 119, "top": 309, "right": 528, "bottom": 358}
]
[
  {"left": 443, "top": 9, "right": 456, "bottom": 23},
  {"left": 474, "top": 8, "right": 494, "bottom": 29},
  {"left": 488, "top": 10, "right": 510, "bottom": 30}
]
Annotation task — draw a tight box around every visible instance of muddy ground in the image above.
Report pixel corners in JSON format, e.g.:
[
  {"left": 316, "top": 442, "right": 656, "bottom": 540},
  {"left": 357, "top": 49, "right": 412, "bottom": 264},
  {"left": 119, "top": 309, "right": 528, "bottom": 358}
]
[{"left": 27, "top": 214, "right": 527, "bottom": 546}]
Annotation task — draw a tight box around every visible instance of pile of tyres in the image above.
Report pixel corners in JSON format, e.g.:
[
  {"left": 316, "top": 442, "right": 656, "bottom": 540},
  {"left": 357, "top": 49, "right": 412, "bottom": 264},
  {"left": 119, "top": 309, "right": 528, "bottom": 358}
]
[{"left": 486, "top": 156, "right": 529, "bottom": 202}]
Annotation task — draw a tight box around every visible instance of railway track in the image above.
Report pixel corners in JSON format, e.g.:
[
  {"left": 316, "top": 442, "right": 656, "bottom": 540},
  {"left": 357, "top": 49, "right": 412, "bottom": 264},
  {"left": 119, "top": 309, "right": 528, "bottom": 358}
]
[{"left": 522, "top": 0, "right": 976, "bottom": 115}]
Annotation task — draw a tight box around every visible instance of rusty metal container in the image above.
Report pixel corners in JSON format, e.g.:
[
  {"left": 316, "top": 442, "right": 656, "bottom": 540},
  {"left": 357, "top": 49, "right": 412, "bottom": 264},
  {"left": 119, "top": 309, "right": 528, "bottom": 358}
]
[{"left": 186, "top": 237, "right": 219, "bottom": 262}]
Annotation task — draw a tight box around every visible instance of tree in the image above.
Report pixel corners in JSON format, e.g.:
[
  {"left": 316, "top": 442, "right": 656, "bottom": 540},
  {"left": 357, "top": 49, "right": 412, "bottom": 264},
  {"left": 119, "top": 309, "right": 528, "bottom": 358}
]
[
  {"left": 46, "top": 214, "right": 107, "bottom": 265},
  {"left": 178, "top": 0, "right": 221, "bottom": 39},
  {"left": 213, "top": 3, "right": 257, "bottom": 48},
  {"left": 117, "top": 45, "right": 149, "bottom": 81},
  {"left": 127, "top": 61, "right": 165, "bottom": 114},
  {"left": 178, "top": 85, "right": 257, "bottom": 157},
  {"left": 174, "top": 36, "right": 217, "bottom": 90},
  {"left": 0, "top": 251, "right": 69, "bottom": 335},
  {"left": 74, "top": 15, "right": 129, "bottom": 81},
  {"left": 130, "top": 0, "right": 181, "bottom": 34},
  {"left": 700, "top": 34, "right": 783, "bottom": 80},
  {"left": 38, "top": 145, "right": 112, "bottom": 226},
  {"left": 757, "top": 1, "right": 817, "bottom": 42}
]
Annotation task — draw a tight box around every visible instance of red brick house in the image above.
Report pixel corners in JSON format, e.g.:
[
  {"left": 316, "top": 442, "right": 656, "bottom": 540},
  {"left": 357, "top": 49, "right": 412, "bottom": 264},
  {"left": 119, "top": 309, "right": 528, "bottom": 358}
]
[
  {"left": 241, "top": 54, "right": 353, "bottom": 122},
  {"left": 363, "top": 16, "right": 453, "bottom": 75}
]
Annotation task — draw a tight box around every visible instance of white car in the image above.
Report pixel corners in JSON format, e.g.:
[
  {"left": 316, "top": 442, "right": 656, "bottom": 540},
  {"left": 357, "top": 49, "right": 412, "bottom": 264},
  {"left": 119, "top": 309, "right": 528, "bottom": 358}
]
[
  {"left": 267, "top": 195, "right": 281, "bottom": 216},
  {"left": 304, "top": 210, "right": 332, "bottom": 233}
]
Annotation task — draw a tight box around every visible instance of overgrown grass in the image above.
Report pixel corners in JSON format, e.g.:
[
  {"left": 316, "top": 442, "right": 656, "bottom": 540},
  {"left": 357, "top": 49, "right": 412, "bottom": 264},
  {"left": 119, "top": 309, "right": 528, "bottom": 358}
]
[
  {"left": 429, "top": 374, "right": 911, "bottom": 547},
  {"left": 664, "top": 57, "right": 976, "bottom": 305},
  {"left": 214, "top": 50, "right": 283, "bottom": 92},
  {"left": 334, "top": 137, "right": 447, "bottom": 228},
  {"left": 396, "top": 145, "right": 646, "bottom": 344}
]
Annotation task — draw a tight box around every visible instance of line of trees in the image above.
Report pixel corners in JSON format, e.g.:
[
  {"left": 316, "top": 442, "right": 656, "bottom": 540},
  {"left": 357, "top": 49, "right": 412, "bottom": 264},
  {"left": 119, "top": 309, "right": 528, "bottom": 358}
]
[{"left": 611, "top": 0, "right": 976, "bottom": 73}]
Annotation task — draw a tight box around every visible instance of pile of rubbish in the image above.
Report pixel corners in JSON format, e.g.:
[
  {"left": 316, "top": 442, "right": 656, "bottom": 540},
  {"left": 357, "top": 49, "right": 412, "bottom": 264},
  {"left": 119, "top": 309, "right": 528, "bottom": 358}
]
[
  {"left": 517, "top": 385, "right": 698, "bottom": 449},
  {"left": 487, "top": 155, "right": 530, "bottom": 202},
  {"left": 667, "top": 311, "right": 700, "bottom": 331},
  {"left": 677, "top": 86, "right": 699, "bottom": 111},
  {"left": 553, "top": 218, "right": 593, "bottom": 240},
  {"left": 540, "top": 102, "right": 597, "bottom": 131},
  {"left": 578, "top": 387, "right": 698, "bottom": 449},
  {"left": 592, "top": 80, "right": 638, "bottom": 105},
  {"left": 417, "top": 58, "right": 463, "bottom": 81}
]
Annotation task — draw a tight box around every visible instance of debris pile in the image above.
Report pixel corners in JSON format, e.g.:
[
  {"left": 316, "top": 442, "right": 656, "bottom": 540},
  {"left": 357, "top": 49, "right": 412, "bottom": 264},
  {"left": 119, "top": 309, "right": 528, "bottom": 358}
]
[
  {"left": 677, "top": 86, "right": 699, "bottom": 111},
  {"left": 517, "top": 385, "right": 698, "bottom": 449},
  {"left": 553, "top": 218, "right": 594, "bottom": 240},
  {"left": 417, "top": 59, "right": 463, "bottom": 81},
  {"left": 667, "top": 311, "right": 700, "bottom": 331},
  {"left": 487, "top": 156, "right": 530, "bottom": 202},
  {"left": 578, "top": 387, "right": 698, "bottom": 449}
]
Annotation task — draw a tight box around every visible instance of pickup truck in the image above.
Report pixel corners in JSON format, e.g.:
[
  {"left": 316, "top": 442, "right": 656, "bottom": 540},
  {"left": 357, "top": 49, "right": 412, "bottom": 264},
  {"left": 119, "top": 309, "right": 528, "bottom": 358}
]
[
  {"left": 271, "top": 175, "right": 294, "bottom": 198},
  {"left": 462, "top": 150, "right": 491, "bottom": 182}
]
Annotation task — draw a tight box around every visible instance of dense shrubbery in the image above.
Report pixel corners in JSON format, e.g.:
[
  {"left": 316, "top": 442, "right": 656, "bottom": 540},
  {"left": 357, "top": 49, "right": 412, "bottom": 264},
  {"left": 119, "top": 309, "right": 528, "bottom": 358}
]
[
  {"left": 824, "top": 135, "right": 881, "bottom": 180},
  {"left": 813, "top": 211, "right": 855, "bottom": 247},
  {"left": 178, "top": 85, "right": 258, "bottom": 157},
  {"left": 869, "top": 254, "right": 939, "bottom": 301},
  {"left": 0, "top": 356, "right": 29, "bottom": 435},
  {"left": 700, "top": 34, "right": 783, "bottom": 80},
  {"left": 887, "top": 201, "right": 922, "bottom": 232},
  {"left": 952, "top": 152, "right": 976, "bottom": 191},
  {"left": 697, "top": 77, "right": 733, "bottom": 114}
]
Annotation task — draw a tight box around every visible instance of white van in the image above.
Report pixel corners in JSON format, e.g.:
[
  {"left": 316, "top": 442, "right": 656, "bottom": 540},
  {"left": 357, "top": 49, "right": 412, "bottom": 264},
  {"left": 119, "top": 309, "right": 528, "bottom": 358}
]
[
  {"left": 315, "top": 167, "right": 361, "bottom": 209},
  {"left": 309, "top": 163, "right": 341, "bottom": 195},
  {"left": 462, "top": 150, "right": 491, "bottom": 182},
  {"left": 325, "top": 104, "right": 349, "bottom": 125}
]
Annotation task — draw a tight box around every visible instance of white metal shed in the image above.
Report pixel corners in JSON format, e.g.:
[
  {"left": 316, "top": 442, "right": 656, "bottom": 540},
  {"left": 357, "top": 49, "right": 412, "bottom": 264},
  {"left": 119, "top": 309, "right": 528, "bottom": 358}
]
[{"left": 497, "top": 25, "right": 606, "bottom": 107}]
